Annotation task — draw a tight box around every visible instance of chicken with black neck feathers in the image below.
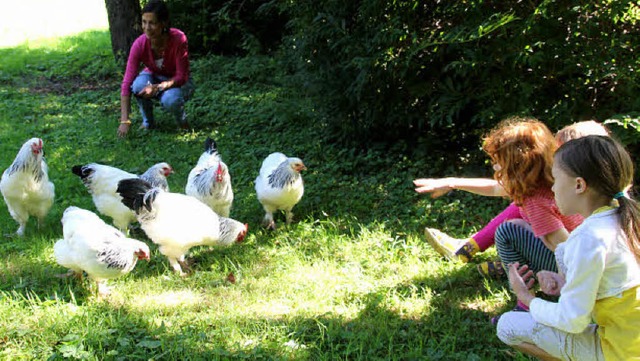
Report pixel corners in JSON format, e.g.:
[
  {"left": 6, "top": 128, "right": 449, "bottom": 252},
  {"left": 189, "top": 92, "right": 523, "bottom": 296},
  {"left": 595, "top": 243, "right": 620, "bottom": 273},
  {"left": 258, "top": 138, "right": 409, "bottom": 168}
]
[
  {"left": 185, "top": 137, "right": 233, "bottom": 217},
  {"left": 0, "top": 138, "right": 55, "bottom": 236},
  {"left": 117, "top": 178, "right": 248, "bottom": 276},
  {"left": 71, "top": 162, "right": 173, "bottom": 232},
  {"left": 255, "top": 152, "right": 306, "bottom": 230}
]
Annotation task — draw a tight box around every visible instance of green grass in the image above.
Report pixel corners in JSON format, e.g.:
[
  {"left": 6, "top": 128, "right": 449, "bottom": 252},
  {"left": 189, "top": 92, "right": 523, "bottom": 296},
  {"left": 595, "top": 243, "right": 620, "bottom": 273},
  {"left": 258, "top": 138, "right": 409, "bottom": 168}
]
[
  {"left": 0, "top": 0, "right": 108, "bottom": 48},
  {"left": 0, "top": 29, "right": 530, "bottom": 360}
]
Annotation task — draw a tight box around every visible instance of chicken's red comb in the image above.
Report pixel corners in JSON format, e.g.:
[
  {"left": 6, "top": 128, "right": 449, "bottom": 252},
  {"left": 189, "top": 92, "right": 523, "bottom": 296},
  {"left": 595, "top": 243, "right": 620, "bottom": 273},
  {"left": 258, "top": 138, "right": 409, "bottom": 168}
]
[{"left": 216, "top": 163, "right": 224, "bottom": 182}]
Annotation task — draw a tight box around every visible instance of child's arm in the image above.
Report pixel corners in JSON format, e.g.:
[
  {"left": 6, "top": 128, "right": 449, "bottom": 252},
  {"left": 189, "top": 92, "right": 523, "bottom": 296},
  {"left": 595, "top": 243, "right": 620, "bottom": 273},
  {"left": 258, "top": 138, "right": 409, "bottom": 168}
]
[
  {"left": 413, "top": 177, "right": 507, "bottom": 198},
  {"left": 527, "top": 234, "right": 604, "bottom": 334},
  {"left": 540, "top": 228, "right": 570, "bottom": 251}
]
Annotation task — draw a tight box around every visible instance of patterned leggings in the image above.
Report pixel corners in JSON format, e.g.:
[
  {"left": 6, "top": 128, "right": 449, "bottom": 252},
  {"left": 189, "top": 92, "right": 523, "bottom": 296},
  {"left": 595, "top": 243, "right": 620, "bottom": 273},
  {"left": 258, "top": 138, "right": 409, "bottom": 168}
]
[{"left": 494, "top": 221, "right": 557, "bottom": 274}]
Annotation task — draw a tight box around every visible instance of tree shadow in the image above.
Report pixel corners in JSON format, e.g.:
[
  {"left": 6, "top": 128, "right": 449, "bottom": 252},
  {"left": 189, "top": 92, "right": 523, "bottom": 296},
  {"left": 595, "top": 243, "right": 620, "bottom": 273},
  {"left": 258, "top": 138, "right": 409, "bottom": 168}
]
[{"left": 32, "top": 270, "right": 528, "bottom": 360}]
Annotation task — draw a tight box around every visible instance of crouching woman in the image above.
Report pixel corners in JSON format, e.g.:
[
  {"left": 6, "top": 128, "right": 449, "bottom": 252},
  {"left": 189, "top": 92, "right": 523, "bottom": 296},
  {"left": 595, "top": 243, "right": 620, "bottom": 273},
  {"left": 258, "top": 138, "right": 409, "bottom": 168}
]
[{"left": 117, "top": 0, "right": 194, "bottom": 137}]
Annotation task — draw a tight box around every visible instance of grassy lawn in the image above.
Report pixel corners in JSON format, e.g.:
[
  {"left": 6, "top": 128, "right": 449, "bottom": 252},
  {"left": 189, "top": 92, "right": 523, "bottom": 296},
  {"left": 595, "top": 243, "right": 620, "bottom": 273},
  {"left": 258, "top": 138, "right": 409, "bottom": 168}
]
[
  {"left": 0, "top": 26, "right": 529, "bottom": 360},
  {"left": 0, "top": 0, "right": 108, "bottom": 48}
]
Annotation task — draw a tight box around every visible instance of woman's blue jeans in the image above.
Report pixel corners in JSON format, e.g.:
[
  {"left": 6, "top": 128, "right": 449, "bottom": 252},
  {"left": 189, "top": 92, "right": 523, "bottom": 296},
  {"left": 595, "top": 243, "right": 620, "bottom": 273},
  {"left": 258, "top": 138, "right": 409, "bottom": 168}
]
[{"left": 131, "top": 71, "right": 195, "bottom": 128}]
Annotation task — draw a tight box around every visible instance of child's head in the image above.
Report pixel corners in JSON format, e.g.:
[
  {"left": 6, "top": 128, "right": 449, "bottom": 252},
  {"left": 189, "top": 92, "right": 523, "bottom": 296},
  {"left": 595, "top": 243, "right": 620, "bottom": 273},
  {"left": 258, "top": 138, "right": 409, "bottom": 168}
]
[
  {"left": 555, "top": 120, "right": 609, "bottom": 145},
  {"left": 483, "top": 117, "right": 556, "bottom": 205},
  {"left": 554, "top": 135, "right": 639, "bottom": 259},
  {"left": 554, "top": 135, "right": 632, "bottom": 200}
]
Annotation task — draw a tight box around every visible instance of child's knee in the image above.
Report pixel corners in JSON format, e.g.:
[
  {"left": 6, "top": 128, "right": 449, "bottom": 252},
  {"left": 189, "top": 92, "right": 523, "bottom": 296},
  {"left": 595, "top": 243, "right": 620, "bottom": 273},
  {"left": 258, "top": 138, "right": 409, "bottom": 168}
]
[
  {"left": 496, "top": 311, "right": 533, "bottom": 346},
  {"left": 506, "top": 218, "right": 533, "bottom": 232},
  {"left": 495, "top": 220, "right": 532, "bottom": 245}
]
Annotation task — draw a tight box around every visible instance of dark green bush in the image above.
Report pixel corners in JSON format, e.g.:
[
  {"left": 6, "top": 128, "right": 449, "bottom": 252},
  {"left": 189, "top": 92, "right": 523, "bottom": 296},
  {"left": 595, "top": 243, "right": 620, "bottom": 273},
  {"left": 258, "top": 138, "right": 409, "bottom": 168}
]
[
  {"left": 278, "top": 0, "right": 640, "bottom": 143},
  {"left": 166, "top": 0, "right": 287, "bottom": 55}
]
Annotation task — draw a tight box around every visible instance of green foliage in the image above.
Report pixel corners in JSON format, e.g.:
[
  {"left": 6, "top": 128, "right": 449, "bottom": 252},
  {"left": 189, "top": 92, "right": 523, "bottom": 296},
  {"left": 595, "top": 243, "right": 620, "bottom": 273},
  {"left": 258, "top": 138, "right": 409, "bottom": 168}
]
[
  {"left": 278, "top": 0, "right": 640, "bottom": 142},
  {"left": 604, "top": 113, "right": 640, "bottom": 179},
  {"left": 604, "top": 113, "right": 640, "bottom": 147},
  {"left": 0, "top": 30, "right": 530, "bottom": 360},
  {"left": 165, "top": 0, "right": 287, "bottom": 55}
]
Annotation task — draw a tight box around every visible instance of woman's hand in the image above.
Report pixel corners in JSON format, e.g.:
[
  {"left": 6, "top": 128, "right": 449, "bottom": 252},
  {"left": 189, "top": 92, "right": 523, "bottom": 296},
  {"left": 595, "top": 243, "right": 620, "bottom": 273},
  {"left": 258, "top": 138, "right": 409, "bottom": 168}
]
[
  {"left": 117, "top": 122, "right": 131, "bottom": 137},
  {"left": 413, "top": 178, "right": 453, "bottom": 198},
  {"left": 137, "top": 84, "right": 159, "bottom": 99},
  {"left": 507, "top": 262, "right": 536, "bottom": 306},
  {"left": 537, "top": 271, "right": 565, "bottom": 296}
]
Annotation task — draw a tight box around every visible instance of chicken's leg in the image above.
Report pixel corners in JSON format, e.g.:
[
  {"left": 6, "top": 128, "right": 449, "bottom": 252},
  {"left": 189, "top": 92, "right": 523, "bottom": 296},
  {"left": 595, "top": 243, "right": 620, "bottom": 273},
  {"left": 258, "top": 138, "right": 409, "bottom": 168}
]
[
  {"left": 55, "top": 269, "right": 83, "bottom": 279},
  {"left": 285, "top": 209, "right": 294, "bottom": 225},
  {"left": 8, "top": 204, "right": 28, "bottom": 236},
  {"left": 97, "top": 281, "right": 111, "bottom": 297},
  {"left": 167, "top": 256, "right": 187, "bottom": 277},
  {"left": 262, "top": 212, "right": 276, "bottom": 230}
]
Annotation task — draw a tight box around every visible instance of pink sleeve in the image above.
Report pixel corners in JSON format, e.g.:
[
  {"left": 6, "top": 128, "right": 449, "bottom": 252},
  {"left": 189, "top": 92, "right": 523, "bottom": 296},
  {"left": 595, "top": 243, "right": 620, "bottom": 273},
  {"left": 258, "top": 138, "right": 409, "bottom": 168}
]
[
  {"left": 170, "top": 31, "right": 189, "bottom": 87},
  {"left": 120, "top": 36, "right": 145, "bottom": 97},
  {"left": 522, "top": 194, "right": 566, "bottom": 238}
]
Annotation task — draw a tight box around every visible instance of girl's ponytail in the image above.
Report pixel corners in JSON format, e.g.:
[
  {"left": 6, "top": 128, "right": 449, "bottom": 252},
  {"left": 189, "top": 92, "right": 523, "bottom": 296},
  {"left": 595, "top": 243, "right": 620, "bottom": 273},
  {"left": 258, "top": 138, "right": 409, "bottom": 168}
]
[{"left": 616, "top": 196, "right": 640, "bottom": 261}]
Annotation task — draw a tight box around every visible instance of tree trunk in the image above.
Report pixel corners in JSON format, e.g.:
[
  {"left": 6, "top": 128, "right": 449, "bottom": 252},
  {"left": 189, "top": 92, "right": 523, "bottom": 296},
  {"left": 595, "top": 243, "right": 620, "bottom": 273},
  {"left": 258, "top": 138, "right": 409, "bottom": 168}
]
[{"left": 104, "top": 0, "right": 142, "bottom": 66}]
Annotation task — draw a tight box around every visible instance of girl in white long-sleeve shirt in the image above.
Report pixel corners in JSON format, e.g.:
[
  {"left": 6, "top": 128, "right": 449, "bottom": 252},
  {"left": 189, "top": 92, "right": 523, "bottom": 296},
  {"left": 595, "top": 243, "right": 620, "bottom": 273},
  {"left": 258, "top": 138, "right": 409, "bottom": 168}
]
[{"left": 497, "top": 135, "right": 640, "bottom": 361}]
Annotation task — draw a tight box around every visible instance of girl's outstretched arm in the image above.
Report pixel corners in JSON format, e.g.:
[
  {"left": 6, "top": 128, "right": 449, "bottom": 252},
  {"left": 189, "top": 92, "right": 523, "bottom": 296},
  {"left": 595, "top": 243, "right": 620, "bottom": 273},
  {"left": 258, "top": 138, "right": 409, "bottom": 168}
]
[{"left": 413, "top": 177, "right": 507, "bottom": 198}]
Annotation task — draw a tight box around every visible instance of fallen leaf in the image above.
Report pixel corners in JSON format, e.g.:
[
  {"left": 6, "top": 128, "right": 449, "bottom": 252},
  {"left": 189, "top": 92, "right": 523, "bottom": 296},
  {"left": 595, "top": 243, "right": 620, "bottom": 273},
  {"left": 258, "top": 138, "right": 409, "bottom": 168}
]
[{"left": 226, "top": 272, "right": 236, "bottom": 284}]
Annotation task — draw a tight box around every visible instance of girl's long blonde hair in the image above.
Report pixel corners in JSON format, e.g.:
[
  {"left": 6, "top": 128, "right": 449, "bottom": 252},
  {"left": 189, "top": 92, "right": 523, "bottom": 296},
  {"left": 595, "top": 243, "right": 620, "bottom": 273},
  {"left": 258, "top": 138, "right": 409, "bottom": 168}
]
[{"left": 482, "top": 117, "right": 557, "bottom": 205}]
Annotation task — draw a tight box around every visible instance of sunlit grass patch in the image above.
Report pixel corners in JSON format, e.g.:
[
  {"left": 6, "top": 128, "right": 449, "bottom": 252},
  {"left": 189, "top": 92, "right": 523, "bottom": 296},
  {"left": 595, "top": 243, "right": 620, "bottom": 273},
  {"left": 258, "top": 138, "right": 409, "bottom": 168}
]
[
  {"left": 0, "top": 0, "right": 108, "bottom": 48},
  {"left": 0, "top": 29, "right": 116, "bottom": 79}
]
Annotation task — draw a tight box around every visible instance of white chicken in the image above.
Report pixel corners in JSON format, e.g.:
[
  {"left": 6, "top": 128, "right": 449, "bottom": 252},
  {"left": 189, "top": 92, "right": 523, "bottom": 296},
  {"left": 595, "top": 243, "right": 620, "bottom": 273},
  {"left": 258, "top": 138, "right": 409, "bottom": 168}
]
[
  {"left": 116, "top": 178, "right": 248, "bottom": 276},
  {"left": 185, "top": 137, "right": 233, "bottom": 217},
  {"left": 254, "top": 152, "right": 306, "bottom": 229},
  {"left": 71, "top": 162, "right": 173, "bottom": 232},
  {"left": 0, "top": 138, "right": 55, "bottom": 236},
  {"left": 54, "top": 206, "right": 150, "bottom": 296}
]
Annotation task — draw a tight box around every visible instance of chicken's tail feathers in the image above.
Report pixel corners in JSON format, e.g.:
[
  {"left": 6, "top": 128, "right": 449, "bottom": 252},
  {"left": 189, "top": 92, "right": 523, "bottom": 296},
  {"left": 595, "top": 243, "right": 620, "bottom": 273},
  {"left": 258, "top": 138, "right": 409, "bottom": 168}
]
[
  {"left": 71, "top": 164, "right": 93, "bottom": 179},
  {"left": 204, "top": 137, "right": 218, "bottom": 155},
  {"left": 116, "top": 178, "right": 157, "bottom": 213}
]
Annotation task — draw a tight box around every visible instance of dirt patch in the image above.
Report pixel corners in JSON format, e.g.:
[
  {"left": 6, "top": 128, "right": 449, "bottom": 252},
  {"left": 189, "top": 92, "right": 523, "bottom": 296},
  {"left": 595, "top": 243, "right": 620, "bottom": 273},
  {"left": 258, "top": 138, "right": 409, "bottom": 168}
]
[{"left": 22, "top": 75, "right": 118, "bottom": 95}]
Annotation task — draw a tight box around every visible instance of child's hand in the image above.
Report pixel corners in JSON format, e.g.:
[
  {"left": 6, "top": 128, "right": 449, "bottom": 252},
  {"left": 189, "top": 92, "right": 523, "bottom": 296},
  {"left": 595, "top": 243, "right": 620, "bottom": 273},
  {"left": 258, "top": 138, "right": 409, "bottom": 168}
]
[
  {"left": 537, "top": 271, "right": 565, "bottom": 296},
  {"left": 507, "top": 262, "right": 535, "bottom": 306},
  {"left": 413, "top": 178, "right": 453, "bottom": 198}
]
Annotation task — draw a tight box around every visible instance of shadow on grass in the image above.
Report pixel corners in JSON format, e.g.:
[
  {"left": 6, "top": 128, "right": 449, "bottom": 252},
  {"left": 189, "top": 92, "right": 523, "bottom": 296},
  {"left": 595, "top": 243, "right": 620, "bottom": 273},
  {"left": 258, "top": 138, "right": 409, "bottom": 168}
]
[
  {"left": 47, "top": 269, "right": 522, "bottom": 360},
  {"left": 0, "top": 217, "right": 529, "bottom": 360},
  {"left": 29, "top": 274, "right": 522, "bottom": 360}
]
